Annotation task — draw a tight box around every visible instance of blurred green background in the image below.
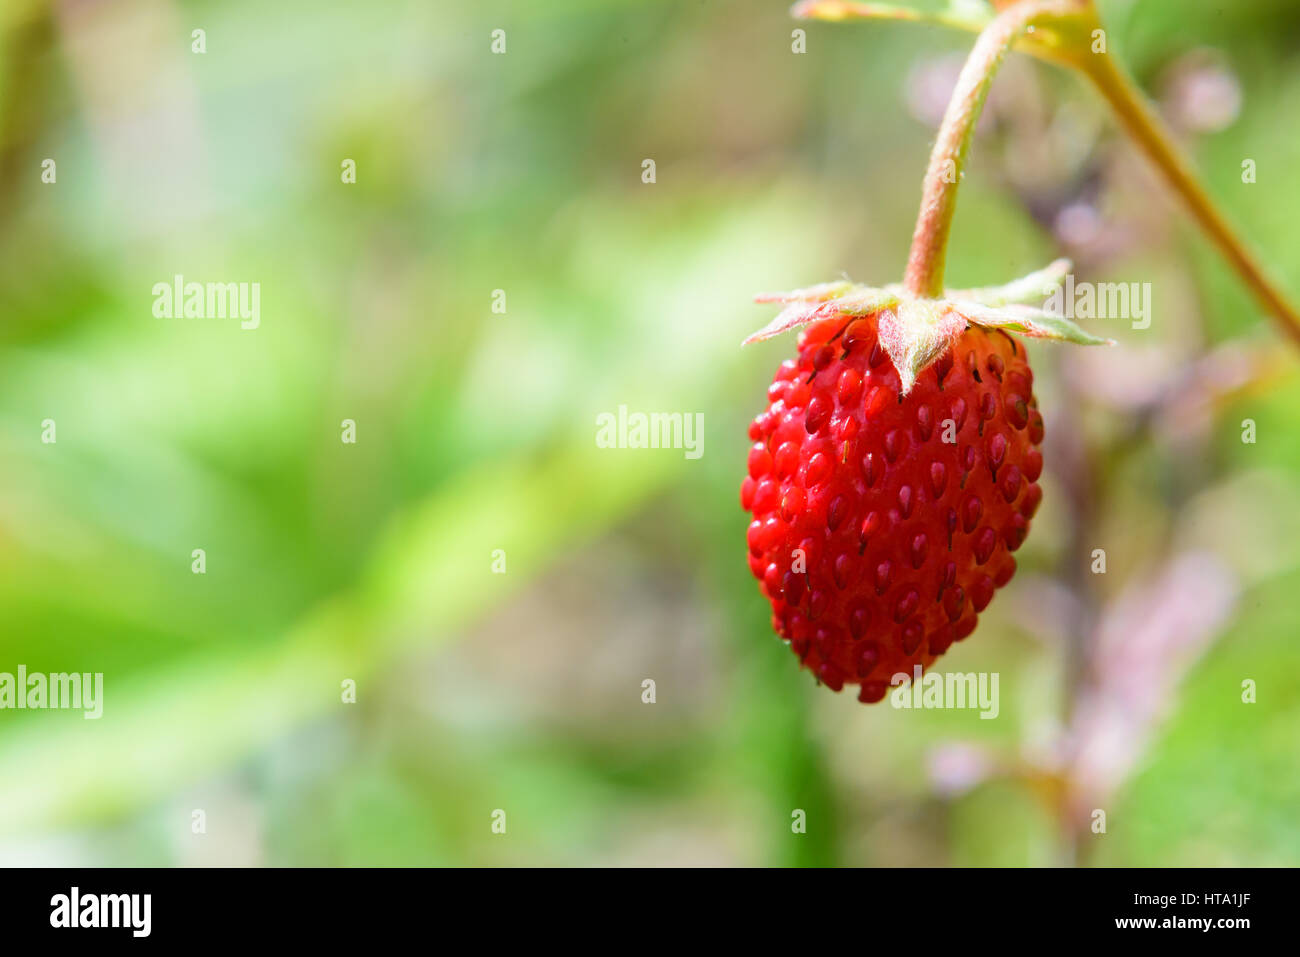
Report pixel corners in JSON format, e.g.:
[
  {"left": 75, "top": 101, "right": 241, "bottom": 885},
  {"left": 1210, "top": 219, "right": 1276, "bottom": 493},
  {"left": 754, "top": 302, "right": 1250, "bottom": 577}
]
[{"left": 1, "top": 0, "right": 1298, "bottom": 866}]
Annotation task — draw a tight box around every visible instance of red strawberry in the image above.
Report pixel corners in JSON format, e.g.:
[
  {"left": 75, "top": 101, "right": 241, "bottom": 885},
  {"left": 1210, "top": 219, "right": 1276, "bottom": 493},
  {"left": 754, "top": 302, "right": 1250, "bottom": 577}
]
[{"left": 741, "top": 263, "right": 1104, "bottom": 703}]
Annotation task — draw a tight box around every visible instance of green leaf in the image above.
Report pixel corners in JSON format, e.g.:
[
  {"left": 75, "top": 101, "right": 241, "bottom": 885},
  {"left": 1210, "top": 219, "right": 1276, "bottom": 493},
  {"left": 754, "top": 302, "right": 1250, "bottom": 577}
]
[
  {"left": 791, "top": 0, "right": 1099, "bottom": 70},
  {"left": 791, "top": 0, "right": 992, "bottom": 32}
]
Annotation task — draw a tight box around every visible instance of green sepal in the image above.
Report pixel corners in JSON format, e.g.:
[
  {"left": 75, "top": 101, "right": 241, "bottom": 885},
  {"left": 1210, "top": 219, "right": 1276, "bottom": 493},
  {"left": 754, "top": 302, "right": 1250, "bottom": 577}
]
[
  {"left": 877, "top": 300, "right": 968, "bottom": 395},
  {"left": 945, "top": 258, "right": 1071, "bottom": 307},
  {"left": 747, "top": 258, "right": 1111, "bottom": 392},
  {"left": 953, "top": 300, "right": 1115, "bottom": 345},
  {"left": 745, "top": 285, "right": 899, "bottom": 345}
]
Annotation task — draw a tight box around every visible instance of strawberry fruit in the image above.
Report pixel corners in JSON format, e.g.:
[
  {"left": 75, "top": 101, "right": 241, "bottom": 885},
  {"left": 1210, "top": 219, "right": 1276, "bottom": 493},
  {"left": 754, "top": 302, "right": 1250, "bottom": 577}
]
[{"left": 741, "top": 261, "right": 1106, "bottom": 703}]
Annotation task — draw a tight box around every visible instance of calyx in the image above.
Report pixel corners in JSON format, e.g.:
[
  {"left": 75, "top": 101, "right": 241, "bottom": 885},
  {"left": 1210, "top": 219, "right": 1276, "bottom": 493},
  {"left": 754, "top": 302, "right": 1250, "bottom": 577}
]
[{"left": 746, "top": 258, "right": 1112, "bottom": 394}]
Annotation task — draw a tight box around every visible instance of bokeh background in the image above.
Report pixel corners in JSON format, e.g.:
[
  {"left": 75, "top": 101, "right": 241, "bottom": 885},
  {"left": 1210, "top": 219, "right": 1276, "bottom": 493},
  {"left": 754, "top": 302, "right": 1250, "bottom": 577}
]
[{"left": 1, "top": 0, "right": 1298, "bottom": 866}]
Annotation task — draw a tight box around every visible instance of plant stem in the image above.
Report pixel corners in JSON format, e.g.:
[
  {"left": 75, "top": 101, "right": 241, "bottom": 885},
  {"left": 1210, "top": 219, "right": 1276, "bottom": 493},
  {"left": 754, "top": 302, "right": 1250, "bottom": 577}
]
[
  {"left": 1078, "top": 50, "right": 1300, "bottom": 348},
  {"left": 903, "top": 1, "right": 1068, "bottom": 297}
]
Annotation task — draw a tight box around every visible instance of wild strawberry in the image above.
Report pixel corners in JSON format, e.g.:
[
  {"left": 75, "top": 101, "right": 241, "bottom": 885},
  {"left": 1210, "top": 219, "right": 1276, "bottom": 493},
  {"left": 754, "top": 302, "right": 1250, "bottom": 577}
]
[{"left": 742, "top": 261, "right": 1107, "bottom": 703}]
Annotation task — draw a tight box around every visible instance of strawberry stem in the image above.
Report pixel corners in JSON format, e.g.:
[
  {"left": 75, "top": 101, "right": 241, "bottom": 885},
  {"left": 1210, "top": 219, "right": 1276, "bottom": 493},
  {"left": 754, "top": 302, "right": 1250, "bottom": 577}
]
[
  {"left": 1077, "top": 49, "right": 1300, "bottom": 349},
  {"left": 903, "top": 1, "right": 1071, "bottom": 298}
]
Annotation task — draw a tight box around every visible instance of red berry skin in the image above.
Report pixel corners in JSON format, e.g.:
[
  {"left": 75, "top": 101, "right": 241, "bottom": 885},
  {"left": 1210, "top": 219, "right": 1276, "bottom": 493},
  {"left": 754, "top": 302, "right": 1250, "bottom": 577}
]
[{"left": 742, "top": 311, "right": 1043, "bottom": 703}]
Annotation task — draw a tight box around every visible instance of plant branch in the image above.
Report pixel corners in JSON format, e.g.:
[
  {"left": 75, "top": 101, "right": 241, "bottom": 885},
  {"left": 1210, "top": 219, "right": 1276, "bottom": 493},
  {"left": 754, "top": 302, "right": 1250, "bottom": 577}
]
[{"left": 1077, "top": 50, "right": 1300, "bottom": 349}]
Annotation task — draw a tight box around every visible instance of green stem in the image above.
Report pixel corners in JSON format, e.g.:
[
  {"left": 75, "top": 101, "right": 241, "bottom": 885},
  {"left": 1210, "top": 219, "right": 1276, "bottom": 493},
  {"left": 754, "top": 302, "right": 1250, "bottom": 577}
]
[{"left": 903, "top": 1, "right": 1069, "bottom": 297}]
